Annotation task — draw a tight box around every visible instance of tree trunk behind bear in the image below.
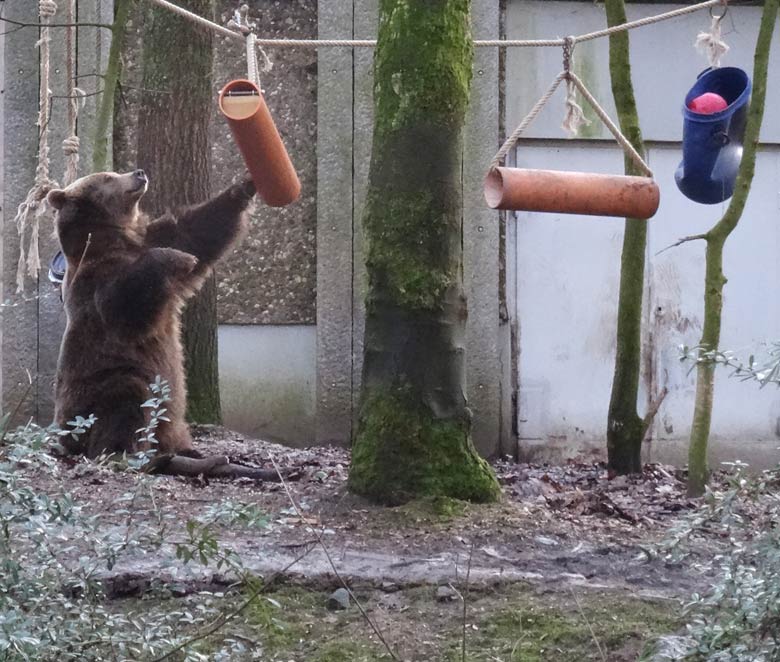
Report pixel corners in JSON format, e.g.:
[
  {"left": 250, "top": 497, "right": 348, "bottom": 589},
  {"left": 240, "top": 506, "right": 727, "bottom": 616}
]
[
  {"left": 136, "top": 0, "right": 222, "bottom": 424},
  {"left": 347, "top": 0, "right": 500, "bottom": 505}
]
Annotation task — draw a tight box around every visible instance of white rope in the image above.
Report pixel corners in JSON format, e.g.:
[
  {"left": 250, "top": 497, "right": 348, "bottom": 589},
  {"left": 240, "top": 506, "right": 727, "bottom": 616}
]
[
  {"left": 490, "top": 69, "right": 652, "bottom": 178},
  {"left": 145, "top": 0, "right": 726, "bottom": 49},
  {"left": 696, "top": 8, "right": 730, "bottom": 67},
  {"left": 491, "top": 73, "right": 567, "bottom": 169},
  {"left": 14, "top": 0, "right": 60, "bottom": 292},
  {"left": 567, "top": 72, "right": 653, "bottom": 177},
  {"left": 246, "top": 32, "right": 259, "bottom": 85},
  {"left": 62, "top": 0, "right": 80, "bottom": 186}
]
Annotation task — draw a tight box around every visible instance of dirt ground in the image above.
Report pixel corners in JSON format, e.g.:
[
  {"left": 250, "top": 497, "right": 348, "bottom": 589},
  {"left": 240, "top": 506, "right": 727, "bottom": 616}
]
[{"left": 23, "top": 425, "right": 726, "bottom": 661}]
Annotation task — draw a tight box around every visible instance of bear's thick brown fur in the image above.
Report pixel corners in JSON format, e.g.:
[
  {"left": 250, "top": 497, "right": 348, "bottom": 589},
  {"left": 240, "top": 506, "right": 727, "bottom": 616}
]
[{"left": 48, "top": 169, "right": 254, "bottom": 459}]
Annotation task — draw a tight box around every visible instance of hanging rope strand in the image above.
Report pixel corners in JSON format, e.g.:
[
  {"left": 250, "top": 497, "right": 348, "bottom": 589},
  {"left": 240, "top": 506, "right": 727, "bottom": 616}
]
[
  {"left": 561, "top": 36, "right": 589, "bottom": 137},
  {"left": 62, "top": 0, "right": 81, "bottom": 185},
  {"left": 14, "top": 0, "right": 59, "bottom": 293},
  {"left": 696, "top": 6, "right": 730, "bottom": 67},
  {"left": 246, "top": 32, "right": 260, "bottom": 85}
]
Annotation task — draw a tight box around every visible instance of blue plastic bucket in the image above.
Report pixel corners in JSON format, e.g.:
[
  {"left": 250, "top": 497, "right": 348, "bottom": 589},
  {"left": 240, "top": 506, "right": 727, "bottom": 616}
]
[{"left": 674, "top": 67, "right": 751, "bottom": 204}]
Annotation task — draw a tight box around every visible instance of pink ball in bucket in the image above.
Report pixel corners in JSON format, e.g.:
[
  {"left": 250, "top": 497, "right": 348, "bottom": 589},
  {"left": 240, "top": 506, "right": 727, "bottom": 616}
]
[{"left": 688, "top": 92, "right": 729, "bottom": 114}]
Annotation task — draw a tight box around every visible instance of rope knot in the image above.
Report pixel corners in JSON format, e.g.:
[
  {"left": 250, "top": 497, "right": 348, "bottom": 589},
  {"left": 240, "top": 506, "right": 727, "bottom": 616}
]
[
  {"left": 562, "top": 36, "right": 576, "bottom": 75},
  {"left": 561, "top": 36, "right": 588, "bottom": 137},
  {"left": 62, "top": 135, "right": 80, "bottom": 155},
  {"left": 39, "top": 0, "right": 58, "bottom": 19}
]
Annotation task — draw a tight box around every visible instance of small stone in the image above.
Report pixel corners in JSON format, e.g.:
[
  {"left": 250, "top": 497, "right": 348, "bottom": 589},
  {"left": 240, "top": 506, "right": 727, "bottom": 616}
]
[
  {"left": 534, "top": 536, "right": 559, "bottom": 547},
  {"left": 436, "top": 585, "right": 459, "bottom": 602},
  {"left": 327, "top": 588, "right": 350, "bottom": 611}
]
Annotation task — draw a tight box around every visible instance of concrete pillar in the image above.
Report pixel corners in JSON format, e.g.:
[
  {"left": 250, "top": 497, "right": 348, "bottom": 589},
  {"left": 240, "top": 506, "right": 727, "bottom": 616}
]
[
  {"left": 464, "top": 2, "right": 504, "bottom": 457},
  {"left": 351, "top": 1, "right": 378, "bottom": 429},
  {"left": 1, "top": 0, "right": 112, "bottom": 423},
  {"left": 316, "top": 0, "right": 356, "bottom": 445},
  {"left": 36, "top": 0, "right": 70, "bottom": 425},
  {"left": 2, "top": 1, "right": 43, "bottom": 423}
]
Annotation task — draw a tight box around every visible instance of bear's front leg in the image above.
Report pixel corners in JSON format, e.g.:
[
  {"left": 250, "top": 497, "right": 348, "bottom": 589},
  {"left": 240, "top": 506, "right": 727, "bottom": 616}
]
[
  {"left": 96, "top": 248, "right": 197, "bottom": 338},
  {"left": 168, "top": 176, "right": 255, "bottom": 276}
]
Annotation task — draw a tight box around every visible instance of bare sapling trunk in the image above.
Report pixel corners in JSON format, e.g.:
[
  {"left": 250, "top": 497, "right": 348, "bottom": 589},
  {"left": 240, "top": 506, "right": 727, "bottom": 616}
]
[
  {"left": 604, "top": 0, "right": 659, "bottom": 476},
  {"left": 686, "top": 0, "right": 777, "bottom": 496}
]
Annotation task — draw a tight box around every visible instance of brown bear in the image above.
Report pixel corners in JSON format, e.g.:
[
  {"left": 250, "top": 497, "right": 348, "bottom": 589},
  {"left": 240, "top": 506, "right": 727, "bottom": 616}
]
[{"left": 48, "top": 169, "right": 254, "bottom": 460}]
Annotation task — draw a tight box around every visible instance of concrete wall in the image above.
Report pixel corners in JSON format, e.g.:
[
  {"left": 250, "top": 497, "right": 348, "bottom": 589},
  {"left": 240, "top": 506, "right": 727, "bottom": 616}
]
[
  {"left": 219, "top": 325, "right": 315, "bottom": 444},
  {"left": 508, "top": 1, "right": 780, "bottom": 468}
]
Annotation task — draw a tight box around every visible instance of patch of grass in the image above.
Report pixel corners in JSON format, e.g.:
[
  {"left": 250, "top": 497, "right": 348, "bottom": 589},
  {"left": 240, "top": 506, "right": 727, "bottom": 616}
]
[
  {"left": 244, "top": 590, "right": 311, "bottom": 654},
  {"left": 449, "top": 591, "right": 681, "bottom": 662},
  {"left": 314, "top": 640, "right": 392, "bottom": 662},
  {"left": 240, "top": 585, "right": 392, "bottom": 661}
]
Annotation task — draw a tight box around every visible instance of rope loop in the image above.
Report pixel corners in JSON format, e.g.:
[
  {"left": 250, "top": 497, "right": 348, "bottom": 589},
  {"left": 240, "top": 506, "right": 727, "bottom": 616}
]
[{"left": 39, "top": 0, "right": 58, "bottom": 18}]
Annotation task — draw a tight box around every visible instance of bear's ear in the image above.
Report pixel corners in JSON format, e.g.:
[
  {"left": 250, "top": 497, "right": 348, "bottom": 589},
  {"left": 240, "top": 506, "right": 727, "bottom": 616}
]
[{"left": 47, "top": 189, "right": 67, "bottom": 210}]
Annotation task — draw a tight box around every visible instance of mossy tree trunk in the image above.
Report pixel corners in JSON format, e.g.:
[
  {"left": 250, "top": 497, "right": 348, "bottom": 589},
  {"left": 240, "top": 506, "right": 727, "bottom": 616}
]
[
  {"left": 687, "top": 0, "right": 777, "bottom": 497},
  {"left": 347, "top": 0, "right": 500, "bottom": 505},
  {"left": 136, "top": 0, "right": 222, "bottom": 424},
  {"left": 604, "top": 0, "right": 657, "bottom": 475}
]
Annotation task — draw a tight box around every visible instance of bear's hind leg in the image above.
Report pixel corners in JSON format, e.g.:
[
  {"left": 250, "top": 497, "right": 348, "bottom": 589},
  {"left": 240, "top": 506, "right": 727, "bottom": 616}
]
[{"left": 86, "top": 402, "right": 145, "bottom": 459}]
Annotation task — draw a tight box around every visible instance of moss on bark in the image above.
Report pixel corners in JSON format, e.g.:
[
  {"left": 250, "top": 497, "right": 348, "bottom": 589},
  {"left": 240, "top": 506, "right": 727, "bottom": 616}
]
[
  {"left": 349, "top": 0, "right": 500, "bottom": 505},
  {"left": 349, "top": 386, "right": 500, "bottom": 505},
  {"left": 687, "top": 0, "right": 778, "bottom": 496}
]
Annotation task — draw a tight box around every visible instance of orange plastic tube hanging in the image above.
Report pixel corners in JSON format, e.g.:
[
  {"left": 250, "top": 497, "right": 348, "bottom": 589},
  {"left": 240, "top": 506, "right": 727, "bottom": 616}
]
[
  {"left": 484, "top": 167, "right": 660, "bottom": 220},
  {"left": 219, "top": 79, "right": 301, "bottom": 207}
]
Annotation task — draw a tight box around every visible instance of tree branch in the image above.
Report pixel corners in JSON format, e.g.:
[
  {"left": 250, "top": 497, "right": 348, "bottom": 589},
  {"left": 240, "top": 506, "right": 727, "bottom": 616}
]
[
  {"left": 641, "top": 386, "right": 668, "bottom": 436},
  {"left": 145, "top": 453, "right": 285, "bottom": 481},
  {"left": 655, "top": 233, "right": 709, "bottom": 256}
]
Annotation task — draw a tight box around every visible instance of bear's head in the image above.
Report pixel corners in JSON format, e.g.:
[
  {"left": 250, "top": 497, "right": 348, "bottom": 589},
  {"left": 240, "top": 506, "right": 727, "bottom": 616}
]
[{"left": 47, "top": 170, "right": 149, "bottom": 236}]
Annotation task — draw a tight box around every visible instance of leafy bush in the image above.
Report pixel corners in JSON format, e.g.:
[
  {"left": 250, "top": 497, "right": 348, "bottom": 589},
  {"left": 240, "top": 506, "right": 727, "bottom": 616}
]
[
  {"left": 0, "top": 388, "right": 268, "bottom": 661},
  {"left": 656, "top": 465, "right": 780, "bottom": 661}
]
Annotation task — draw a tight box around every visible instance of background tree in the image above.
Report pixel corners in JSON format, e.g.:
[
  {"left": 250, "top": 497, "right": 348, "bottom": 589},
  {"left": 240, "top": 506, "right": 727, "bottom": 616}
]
[
  {"left": 604, "top": 0, "right": 664, "bottom": 475},
  {"left": 685, "top": 0, "right": 777, "bottom": 496},
  {"left": 92, "top": 0, "right": 131, "bottom": 172},
  {"left": 347, "top": 0, "right": 500, "bottom": 505},
  {"left": 136, "top": 0, "right": 222, "bottom": 424}
]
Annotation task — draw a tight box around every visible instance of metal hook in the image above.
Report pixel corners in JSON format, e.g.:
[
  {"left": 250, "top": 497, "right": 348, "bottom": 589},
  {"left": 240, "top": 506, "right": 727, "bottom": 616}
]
[{"left": 709, "top": 1, "right": 728, "bottom": 21}]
